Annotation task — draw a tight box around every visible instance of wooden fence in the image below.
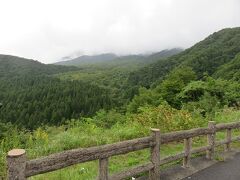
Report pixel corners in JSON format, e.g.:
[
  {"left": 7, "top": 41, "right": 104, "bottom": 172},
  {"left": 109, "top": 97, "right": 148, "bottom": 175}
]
[{"left": 6, "top": 121, "right": 240, "bottom": 180}]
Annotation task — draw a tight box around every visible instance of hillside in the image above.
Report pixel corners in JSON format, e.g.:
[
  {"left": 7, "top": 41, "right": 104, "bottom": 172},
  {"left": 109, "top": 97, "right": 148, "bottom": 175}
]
[
  {"left": 128, "top": 27, "right": 240, "bottom": 88},
  {"left": 55, "top": 49, "right": 183, "bottom": 105},
  {"left": 0, "top": 55, "right": 78, "bottom": 78},
  {"left": 0, "top": 28, "right": 239, "bottom": 130},
  {"left": 213, "top": 53, "right": 240, "bottom": 81},
  {"left": 0, "top": 56, "right": 114, "bottom": 129},
  {"left": 0, "top": 49, "right": 183, "bottom": 129},
  {"left": 55, "top": 48, "right": 182, "bottom": 68}
]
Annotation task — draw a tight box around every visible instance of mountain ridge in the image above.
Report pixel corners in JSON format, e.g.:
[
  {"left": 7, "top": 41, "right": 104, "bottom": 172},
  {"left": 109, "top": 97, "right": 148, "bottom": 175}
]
[
  {"left": 54, "top": 48, "right": 183, "bottom": 67},
  {"left": 0, "top": 54, "right": 78, "bottom": 78},
  {"left": 127, "top": 27, "right": 240, "bottom": 88}
]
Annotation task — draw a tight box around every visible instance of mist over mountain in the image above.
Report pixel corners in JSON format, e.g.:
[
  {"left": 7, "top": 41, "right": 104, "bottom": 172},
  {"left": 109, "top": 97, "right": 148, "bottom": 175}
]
[
  {"left": 128, "top": 27, "right": 240, "bottom": 88},
  {"left": 55, "top": 53, "right": 118, "bottom": 66},
  {"left": 55, "top": 48, "right": 183, "bottom": 67}
]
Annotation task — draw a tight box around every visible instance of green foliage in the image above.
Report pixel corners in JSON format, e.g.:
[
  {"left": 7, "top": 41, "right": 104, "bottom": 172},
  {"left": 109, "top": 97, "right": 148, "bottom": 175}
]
[
  {"left": 131, "top": 104, "right": 203, "bottom": 132},
  {"left": 179, "top": 77, "right": 240, "bottom": 118},
  {"left": 90, "top": 109, "right": 125, "bottom": 128},
  {"left": 155, "top": 66, "right": 197, "bottom": 108},
  {"left": 214, "top": 53, "right": 240, "bottom": 81},
  {"left": 127, "top": 67, "right": 196, "bottom": 112},
  {"left": 182, "top": 92, "right": 221, "bottom": 119},
  {"left": 0, "top": 76, "right": 113, "bottom": 129},
  {"left": 0, "top": 122, "right": 12, "bottom": 139},
  {"left": 127, "top": 87, "right": 162, "bottom": 113},
  {"left": 179, "top": 77, "right": 240, "bottom": 107},
  {"left": 177, "top": 80, "right": 206, "bottom": 102}
]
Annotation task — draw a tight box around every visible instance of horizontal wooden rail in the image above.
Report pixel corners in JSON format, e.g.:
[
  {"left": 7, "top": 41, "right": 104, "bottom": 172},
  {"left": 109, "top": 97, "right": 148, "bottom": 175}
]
[
  {"left": 191, "top": 146, "right": 211, "bottom": 154},
  {"left": 231, "top": 136, "right": 240, "bottom": 142},
  {"left": 25, "top": 136, "right": 153, "bottom": 177},
  {"left": 160, "top": 145, "right": 211, "bottom": 166},
  {"left": 216, "top": 121, "right": 240, "bottom": 131},
  {"left": 7, "top": 120, "right": 240, "bottom": 180},
  {"left": 161, "top": 127, "right": 212, "bottom": 144},
  {"left": 109, "top": 163, "right": 154, "bottom": 180},
  {"left": 160, "top": 152, "right": 185, "bottom": 165},
  {"left": 215, "top": 140, "right": 229, "bottom": 147}
]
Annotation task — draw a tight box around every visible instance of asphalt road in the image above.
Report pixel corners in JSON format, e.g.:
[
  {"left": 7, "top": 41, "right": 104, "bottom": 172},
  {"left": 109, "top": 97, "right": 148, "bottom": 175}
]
[{"left": 183, "top": 153, "right": 240, "bottom": 180}]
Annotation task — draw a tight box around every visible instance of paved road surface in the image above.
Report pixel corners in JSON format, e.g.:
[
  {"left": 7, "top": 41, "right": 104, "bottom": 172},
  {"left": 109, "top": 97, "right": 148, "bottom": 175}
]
[{"left": 183, "top": 153, "right": 240, "bottom": 180}]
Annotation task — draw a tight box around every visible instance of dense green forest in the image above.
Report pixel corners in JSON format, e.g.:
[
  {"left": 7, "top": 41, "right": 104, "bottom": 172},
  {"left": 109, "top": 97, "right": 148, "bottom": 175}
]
[
  {"left": 0, "top": 27, "right": 240, "bottom": 179},
  {"left": 0, "top": 49, "right": 182, "bottom": 129},
  {"left": 55, "top": 48, "right": 183, "bottom": 105},
  {"left": 0, "top": 56, "right": 115, "bottom": 129},
  {"left": 214, "top": 52, "right": 240, "bottom": 81},
  {"left": 0, "top": 76, "right": 113, "bottom": 129}
]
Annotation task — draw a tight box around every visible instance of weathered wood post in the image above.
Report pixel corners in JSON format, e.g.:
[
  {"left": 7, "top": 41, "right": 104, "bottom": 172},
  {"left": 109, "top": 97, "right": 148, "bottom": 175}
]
[
  {"left": 7, "top": 149, "right": 26, "bottom": 180},
  {"left": 149, "top": 128, "right": 160, "bottom": 180},
  {"left": 183, "top": 137, "right": 192, "bottom": 168},
  {"left": 225, "top": 128, "right": 232, "bottom": 152},
  {"left": 98, "top": 158, "right": 109, "bottom": 180},
  {"left": 206, "top": 121, "right": 216, "bottom": 160}
]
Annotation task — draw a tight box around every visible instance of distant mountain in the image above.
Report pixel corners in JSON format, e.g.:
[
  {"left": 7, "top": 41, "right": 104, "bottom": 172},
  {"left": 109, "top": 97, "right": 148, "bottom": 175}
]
[
  {"left": 128, "top": 27, "right": 240, "bottom": 88},
  {"left": 0, "top": 55, "right": 78, "bottom": 78},
  {"left": 55, "top": 49, "right": 183, "bottom": 67},
  {"left": 147, "top": 48, "right": 183, "bottom": 62},
  {"left": 55, "top": 53, "right": 118, "bottom": 66}
]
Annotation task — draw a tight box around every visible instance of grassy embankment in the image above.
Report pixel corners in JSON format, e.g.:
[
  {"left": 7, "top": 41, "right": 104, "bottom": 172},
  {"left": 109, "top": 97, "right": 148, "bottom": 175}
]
[{"left": 1, "top": 108, "right": 240, "bottom": 179}]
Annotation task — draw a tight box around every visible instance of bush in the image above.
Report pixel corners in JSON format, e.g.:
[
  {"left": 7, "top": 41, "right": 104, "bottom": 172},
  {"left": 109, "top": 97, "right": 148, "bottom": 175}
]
[{"left": 130, "top": 104, "right": 204, "bottom": 133}]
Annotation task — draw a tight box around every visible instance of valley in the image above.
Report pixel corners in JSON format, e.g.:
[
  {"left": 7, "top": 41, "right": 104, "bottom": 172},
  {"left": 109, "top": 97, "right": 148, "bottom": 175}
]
[{"left": 0, "top": 27, "right": 240, "bottom": 179}]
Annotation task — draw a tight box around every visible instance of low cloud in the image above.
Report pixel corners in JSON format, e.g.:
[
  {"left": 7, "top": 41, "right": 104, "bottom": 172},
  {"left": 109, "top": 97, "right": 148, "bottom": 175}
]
[{"left": 0, "top": 0, "right": 239, "bottom": 63}]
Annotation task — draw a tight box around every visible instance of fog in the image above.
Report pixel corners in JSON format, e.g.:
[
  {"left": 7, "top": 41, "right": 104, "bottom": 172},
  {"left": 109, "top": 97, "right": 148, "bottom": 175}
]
[{"left": 0, "top": 0, "right": 239, "bottom": 63}]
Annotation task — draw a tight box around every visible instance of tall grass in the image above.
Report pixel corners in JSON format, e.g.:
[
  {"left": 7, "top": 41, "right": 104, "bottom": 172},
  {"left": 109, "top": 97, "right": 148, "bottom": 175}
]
[{"left": 1, "top": 108, "right": 239, "bottom": 179}]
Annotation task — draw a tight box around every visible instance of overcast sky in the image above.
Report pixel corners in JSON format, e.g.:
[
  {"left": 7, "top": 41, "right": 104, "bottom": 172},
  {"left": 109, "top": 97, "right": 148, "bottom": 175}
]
[{"left": 0, "top": 0, "right": 239, "bottom": 63}]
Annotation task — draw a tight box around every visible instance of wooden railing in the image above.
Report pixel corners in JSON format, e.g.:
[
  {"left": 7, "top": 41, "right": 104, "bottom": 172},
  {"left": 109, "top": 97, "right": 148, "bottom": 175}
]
[{"left": 6, "top": 121, "right": 240, "bottom": 180}]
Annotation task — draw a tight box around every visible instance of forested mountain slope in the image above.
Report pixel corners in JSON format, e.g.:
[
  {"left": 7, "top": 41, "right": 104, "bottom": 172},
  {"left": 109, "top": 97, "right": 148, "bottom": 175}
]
[
  {"left": 0, "top": 49, "right": 183, "bottom": 129},
  {"left": 0, "top": 27, "right": 240, "bottom": 130},
  {"left": 213, "top": 53, "right": 240, "bottom": 81},
  {"left": 128, "top": 27, "right": 240, "bottom": 88},
  {"left": 55, "top": 49, "right": 183, "bottom": 105},
  {"left": 0, "top": 55, "right": 78, "bottom": 78},
  {"left": 0, "top": 56, "right": 113, "bottom": 129},
  {"left": 0, "top": 76, "right": 113, "bottom": 129}
]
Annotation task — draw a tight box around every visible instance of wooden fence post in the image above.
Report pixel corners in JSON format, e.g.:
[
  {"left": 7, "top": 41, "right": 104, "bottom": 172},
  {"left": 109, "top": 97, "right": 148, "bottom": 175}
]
[
  {"left": 98, "top": 158, "right": 109, "bottom": 180},
  {"left": 183, "top": 138, "right": 192, "bottom": 168},
  {"left": 225, "top": 128, "right": 232, "bottom": 152},
  {"left": 206, "top": 121, "right": 216, "bottom": 160},
  {"left": 7, "top": 149, "right": 26, "bottom": 180},
  {"left": 149, "top": 128, "right": 160, "bottom": 180}
]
